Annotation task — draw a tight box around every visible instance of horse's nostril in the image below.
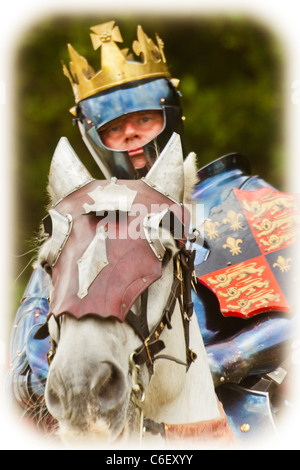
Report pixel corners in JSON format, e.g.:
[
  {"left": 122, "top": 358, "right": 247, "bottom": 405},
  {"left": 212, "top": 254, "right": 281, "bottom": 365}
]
[
  {"left": 45, "top": 370, "right": 70, "bottom": 421},
  {"left": 91, "top": 362, "right": 127, "bottom": 410},
  {"left": 90, "top": 362, "right": 111, "bottom": 393},
  {"left": 45, "top": 361, "right": 127, "bottom": 424},
  {"left": 46, "top": 389, "right": 65, "bottom": 420}
]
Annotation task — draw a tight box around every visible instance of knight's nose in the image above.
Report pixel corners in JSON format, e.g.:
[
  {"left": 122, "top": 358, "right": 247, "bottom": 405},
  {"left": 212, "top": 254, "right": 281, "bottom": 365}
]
[
  {"left": 124, "top": 122, "right": 138, "bottom": 140},
  {"left": 45, "top": 361, "right": 127, "bottom": 423}
]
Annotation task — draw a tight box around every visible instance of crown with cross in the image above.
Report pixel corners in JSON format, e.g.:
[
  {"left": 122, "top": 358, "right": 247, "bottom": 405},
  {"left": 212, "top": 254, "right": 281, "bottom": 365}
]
[{"left": 62, "top": 21, "right": 174, "bottom": 104}]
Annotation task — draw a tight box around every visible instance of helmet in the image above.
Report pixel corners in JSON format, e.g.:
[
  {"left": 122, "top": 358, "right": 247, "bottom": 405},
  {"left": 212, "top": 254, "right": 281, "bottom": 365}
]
[
  {"left": 63, "top": 21, "right": 184, "bottom": 179},
  {"left": 77, "top": 77, "right": 183, "bottom": 179}
]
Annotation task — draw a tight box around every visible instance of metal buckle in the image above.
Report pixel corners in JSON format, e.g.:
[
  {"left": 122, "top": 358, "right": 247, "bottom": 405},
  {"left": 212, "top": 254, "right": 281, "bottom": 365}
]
[
  {"left": 144, "top": 337, "right": 153, "bottom": 363},
  {"left": 191, "top": 269, "right": 197, "bottom": 293},
  {"left": 47, "top": 339, "right": 55, "bottom": 366},
  {"left": 176, "top": 257, "right": 183, "bottom": 295}
]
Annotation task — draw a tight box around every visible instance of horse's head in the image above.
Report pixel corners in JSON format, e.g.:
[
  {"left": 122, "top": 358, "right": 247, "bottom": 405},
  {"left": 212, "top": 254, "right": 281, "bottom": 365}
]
[{"left": 38, "top": 133, "right": 202, "bottom": 446}]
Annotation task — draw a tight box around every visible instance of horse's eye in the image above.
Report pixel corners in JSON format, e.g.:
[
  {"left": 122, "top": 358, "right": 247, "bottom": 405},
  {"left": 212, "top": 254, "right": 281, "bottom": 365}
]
[
  {"left": 162, "top": 249, "right": 172, "bottom": 266},
  {"left": 42, "top": 262, "right": 53, "bottom": 276}
]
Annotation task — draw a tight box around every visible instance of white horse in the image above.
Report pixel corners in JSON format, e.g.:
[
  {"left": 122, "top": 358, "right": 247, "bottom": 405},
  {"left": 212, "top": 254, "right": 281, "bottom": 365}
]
[{"left": 38, "top": 134, "right": 235, "bottom": 448}]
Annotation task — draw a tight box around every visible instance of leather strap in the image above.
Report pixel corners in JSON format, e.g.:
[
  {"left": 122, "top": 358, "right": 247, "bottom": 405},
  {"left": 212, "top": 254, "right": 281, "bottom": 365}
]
[
  {"left": 163, "top": 401, "right": 236, "bottom": 445},
  {"left": 129, "top": 249, "right": 197, "bottom": 372},
  {"left": 126, "top": 291, "right": 150, "bottom": 341},
  {"left": 144, "top": 401, "right": 236, "bottom": 446},
  {"left": 132, "top": 276, "right": 182, "bottom": 367},
  {"left": 179, "top": 249, "right": 197, "bottom": 369}
]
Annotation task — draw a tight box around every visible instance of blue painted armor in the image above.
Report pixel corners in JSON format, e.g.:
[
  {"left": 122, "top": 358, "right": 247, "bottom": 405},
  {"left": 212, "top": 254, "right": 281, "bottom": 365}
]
[
  {"left": 191, "top": 154, "right": 292, "bottom": 362},
  {"left": 8, "top": 266, "right": 51, "bottom": 409},
  {"left": 191, "top": 153, "right": 295, "bottom": 441}
]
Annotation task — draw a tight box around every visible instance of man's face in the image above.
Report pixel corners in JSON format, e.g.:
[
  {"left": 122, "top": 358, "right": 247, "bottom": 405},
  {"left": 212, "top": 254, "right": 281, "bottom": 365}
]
[{"left": 99, "top": 110, "right": 164, "bottom": 169}]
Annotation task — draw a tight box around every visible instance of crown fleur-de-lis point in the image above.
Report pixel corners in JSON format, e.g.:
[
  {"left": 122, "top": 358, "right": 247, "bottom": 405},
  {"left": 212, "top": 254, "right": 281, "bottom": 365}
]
[
  {"left": 155, "top": 34, "right": 166, "bottom": 63},
  {"left": 133, "top": 25, "right": 163, "bottom": 64},
  {"left": 66, "top": 44, "right": 95, "bottom": 84}
]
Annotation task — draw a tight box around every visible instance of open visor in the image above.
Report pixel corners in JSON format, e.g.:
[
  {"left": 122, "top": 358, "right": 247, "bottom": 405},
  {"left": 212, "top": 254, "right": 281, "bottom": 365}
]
[
  {"left": 79, "top": 78, "right": 176, "bottom": 130},
  {"left": 77, "top": 78, "right": 183, "bottom": 179}
]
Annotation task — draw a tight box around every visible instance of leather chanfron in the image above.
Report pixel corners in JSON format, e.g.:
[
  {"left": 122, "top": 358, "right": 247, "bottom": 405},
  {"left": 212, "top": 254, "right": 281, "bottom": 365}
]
[{"left": 47, "top": 179, "right": 189, "bottom": 322}]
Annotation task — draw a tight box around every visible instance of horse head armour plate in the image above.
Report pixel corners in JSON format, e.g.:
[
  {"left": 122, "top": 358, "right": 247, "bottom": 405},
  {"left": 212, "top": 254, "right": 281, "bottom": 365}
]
[{"left": 42, "top": 133, "right": 191, "bottom": 324}]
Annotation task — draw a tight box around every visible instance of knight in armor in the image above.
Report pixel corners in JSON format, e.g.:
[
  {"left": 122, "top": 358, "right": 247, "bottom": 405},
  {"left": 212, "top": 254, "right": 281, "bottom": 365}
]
[{"left": 8, "top": 21, "right": 297, "bottom": 442}]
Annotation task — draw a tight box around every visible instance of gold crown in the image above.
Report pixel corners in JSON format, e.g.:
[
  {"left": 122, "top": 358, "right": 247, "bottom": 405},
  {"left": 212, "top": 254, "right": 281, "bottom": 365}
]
[{"left": 63, "top": 21, "right": 172, "bottom": 103}]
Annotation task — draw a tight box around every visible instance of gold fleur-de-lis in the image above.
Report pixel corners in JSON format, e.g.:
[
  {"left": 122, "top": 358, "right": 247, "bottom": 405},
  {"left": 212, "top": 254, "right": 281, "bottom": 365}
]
[
  {"left": 273, "top": 255, "right": 292, "bottom": 272},
  {"left": 204, "top": 219, "right": 220, "bottom": 239},
  {"left": 223, "top": 237, "right": 243, "bottom": 255},
  {"left": 223, "top": 210, "right": 243, "bottom": 231}
]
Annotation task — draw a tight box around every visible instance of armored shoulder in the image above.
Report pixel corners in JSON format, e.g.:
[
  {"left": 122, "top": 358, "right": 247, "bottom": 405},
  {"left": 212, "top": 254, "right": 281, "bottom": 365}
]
[
  {"left": 197, "top": 152, "right": 251, "bottom": 181},
  {"left": 192, "top": 153, "right": 274, "bottom": 218}
]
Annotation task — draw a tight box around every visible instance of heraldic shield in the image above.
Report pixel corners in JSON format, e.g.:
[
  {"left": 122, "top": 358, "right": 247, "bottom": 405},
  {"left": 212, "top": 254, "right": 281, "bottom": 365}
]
[{"left": 196, "top": 187, "right": 300, "bottom": 319}]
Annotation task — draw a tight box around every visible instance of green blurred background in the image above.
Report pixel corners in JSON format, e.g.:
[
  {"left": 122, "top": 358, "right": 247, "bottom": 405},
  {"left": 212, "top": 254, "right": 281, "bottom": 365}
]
[{"left": 12, "top": 13, "right": 285, "bottom": 312}]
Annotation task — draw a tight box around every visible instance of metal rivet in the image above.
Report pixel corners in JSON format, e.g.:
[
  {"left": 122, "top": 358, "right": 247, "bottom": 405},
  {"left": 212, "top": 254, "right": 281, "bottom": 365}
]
[
  {"left": 122, "top": 303, "right": 126, "bottom": 309},
  {"left": 142, "top": 278, "right": 147, "bottom": 283},
  {"left": 220, "top": 376, "right": 225, "bottom": 383},
  {"left": 240, "top": 423, "right": 250, "bottom": 432}
]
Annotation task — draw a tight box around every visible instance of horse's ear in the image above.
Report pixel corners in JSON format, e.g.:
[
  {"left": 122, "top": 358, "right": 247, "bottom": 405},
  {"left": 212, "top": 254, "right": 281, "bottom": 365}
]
[
  {"left": 48, "top": 137, "right": 94, "bottom": 205},
  {"left": 144, "top": 133, "right": 185, "bottom": 203},
  {"left": 183, "top": 151, "right": 198, "bottom": 204}
]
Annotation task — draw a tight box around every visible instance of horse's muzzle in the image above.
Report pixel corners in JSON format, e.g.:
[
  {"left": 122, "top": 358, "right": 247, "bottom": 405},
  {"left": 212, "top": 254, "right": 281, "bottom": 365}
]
[{"left": 45, "top": 359, "right": 128, "bottom": 431}]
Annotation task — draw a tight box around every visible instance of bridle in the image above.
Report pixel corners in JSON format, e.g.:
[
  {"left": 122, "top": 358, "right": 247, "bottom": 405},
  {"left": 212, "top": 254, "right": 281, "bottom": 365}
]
[
  {"left": 127, "top": 246, "right": 197, "bottom": 374},
  {"left": 126, "top": 237, "right": 199, "bottom": 445}
]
